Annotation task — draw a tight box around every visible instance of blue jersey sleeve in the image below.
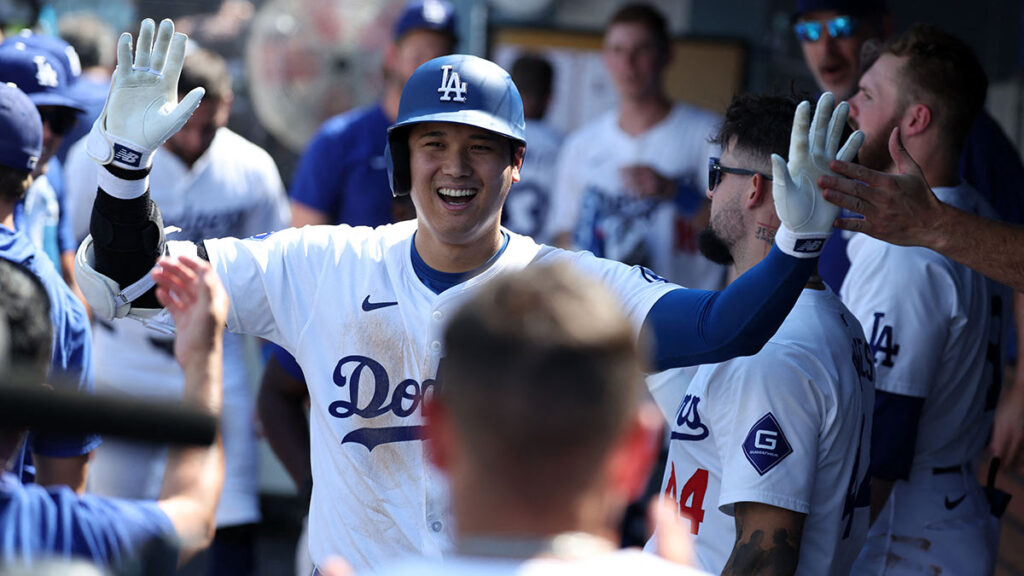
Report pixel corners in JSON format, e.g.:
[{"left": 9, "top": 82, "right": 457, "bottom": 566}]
[
  {"left": 643, "top": 245, "right": 814, "bottom": 370},
  {"left": 0, "top": 476, "right": 176, "bottom": 568}
]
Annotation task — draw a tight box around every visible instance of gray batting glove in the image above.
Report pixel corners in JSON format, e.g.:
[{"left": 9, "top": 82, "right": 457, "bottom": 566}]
[
  {"left": 86, "top": 18, "right": 204, "bottom": 170},
  {"left": 771, "top": 92, "right": 863, "bottom": 258}
]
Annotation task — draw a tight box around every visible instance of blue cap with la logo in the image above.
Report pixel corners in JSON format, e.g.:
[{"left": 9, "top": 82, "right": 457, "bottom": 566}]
[{"left": 0, "top": 39, "right": 83, "bottom": 111}]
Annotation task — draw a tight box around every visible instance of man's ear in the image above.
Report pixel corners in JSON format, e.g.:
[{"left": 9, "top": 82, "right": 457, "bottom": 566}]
[
  {"left": 605, "top": 404, "right": 662, "bottom": 502},
  {"left": 746, "top": 172, "right": 772, "bottom": 209},
  {"left": 510, "top": 144, "right": 525, "bottom": 183},
  {"left": 422, "top": 395, "right": 452, "bottom": 471},
  {"left": 901, "top": 103, "right": 932, "bottom": 138}
]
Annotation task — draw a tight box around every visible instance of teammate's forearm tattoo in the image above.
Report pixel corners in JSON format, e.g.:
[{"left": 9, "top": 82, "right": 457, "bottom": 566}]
[{"left": 722, "top": 516, "right": 801, "bottom": 576}]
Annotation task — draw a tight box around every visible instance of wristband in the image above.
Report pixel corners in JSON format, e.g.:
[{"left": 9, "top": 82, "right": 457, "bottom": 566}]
[{"left": 774, "top": 224, "right": 827, "bottom": 258}]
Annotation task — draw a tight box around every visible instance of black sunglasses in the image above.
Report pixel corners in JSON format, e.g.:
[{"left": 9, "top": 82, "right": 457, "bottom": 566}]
[
  {"left": 37, "top": 107, "right": 78, "bottom": 137},
  {"left": 708, "top": 157, "right": 772, "bottom": 193}
]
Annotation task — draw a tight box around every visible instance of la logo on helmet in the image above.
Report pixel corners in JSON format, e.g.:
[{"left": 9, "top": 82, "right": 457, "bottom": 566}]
[{"left": 437, "top": 65, "right": 467, "bottom": 102}]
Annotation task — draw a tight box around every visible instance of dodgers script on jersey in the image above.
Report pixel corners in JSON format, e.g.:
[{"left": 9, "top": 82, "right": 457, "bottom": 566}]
[
  {"left": 552, "top": 104, "right": 725, "bottom": 290},
  {"left": 202, "top": 222, "right": 677, "bottom": 570},
  {"left": 842, "top": 182, "right": 1006, "bottom": 574},
  {"left": 646, "top": 289, "right": 874, "bottom": 575}
]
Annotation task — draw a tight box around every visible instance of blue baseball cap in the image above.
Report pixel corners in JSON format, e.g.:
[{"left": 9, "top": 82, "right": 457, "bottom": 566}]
[
  {"left": 10, "top": 31, "right": 82, "bottom": 82},
  {"left": 0, "top": 40, "right": 84, "bottom": 112},
  {"left": 0, "top": 83, "right": 43, "bottom": 173},
  {"left": 394, "top": 0, "right": 458, "bottom": 43}
]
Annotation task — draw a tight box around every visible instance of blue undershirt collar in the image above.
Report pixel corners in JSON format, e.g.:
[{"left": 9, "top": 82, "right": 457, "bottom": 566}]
[{"left": 411, "top": 231, "right": 510, "bottom": 294}]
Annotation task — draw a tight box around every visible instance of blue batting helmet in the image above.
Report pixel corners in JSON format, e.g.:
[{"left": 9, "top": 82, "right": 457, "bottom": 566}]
[{"left": 385, "top": 54, "right": 526, "bottom": 196}]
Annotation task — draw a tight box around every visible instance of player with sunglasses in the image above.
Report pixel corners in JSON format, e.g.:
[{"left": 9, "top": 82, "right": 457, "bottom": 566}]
[
  {"left": 707, "top": 156, "right": 772, "bottom": 195},
  {"left": 791, "top": 1, "right": 889, "bottom": 102}
]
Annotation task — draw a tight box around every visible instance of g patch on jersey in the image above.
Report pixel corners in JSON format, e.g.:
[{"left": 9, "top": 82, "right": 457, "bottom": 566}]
[{"left": 742, "top": 412, "right": 792, "bottom": 475}]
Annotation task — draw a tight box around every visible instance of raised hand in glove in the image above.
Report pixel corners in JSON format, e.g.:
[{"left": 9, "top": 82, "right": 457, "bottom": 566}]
[
  {"left": 86, "top": 18, "right": 205, "bottom": 171},
  {"left": 771, "top": 92, "right": 863, "bottom": 258}
]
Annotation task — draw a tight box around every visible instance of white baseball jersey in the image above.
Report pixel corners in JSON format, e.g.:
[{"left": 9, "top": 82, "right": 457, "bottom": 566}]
[
  {"left": 646, "top": 288, "right": 875, "bottom": 575},
  {"left": 502, "top": 118, "right": 563, "bottom": 244},
  {"left": 842, "top": 182, "right": 1007, "bottom": 574},
  {"left": 203, "top": 222, "right": 677, "bottom": 571},
  {"left": 367, "top": 549, "right": 710, "bottom": 576},
  {"left": 552, "top": 103, "right": 726, "bottom": 290},
  {"left": 74, "top": 128, "right": 290, "bottom": 528}
]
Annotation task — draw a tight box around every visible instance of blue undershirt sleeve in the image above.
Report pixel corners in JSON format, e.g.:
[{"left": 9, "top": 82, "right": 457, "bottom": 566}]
[
  {"left": 870, "top": 390, "right": 924, "bottom": 481},
  {"left": 642, "top": 245, "right": 814, "bottom": 371}
]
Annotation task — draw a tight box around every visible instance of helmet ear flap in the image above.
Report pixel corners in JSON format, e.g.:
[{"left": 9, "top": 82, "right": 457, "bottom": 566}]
[{"left": 386, "top": 127, "right": 411, "bottom": 197}]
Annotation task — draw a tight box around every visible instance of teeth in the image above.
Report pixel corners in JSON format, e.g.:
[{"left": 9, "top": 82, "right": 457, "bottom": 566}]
[{"left": 438, "top": 187, "right": 476, "bottom": 198}]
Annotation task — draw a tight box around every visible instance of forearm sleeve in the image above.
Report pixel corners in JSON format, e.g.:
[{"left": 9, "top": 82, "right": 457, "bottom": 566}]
[{"left": 643, "top": 245, "right": 814, "bottom": 370}]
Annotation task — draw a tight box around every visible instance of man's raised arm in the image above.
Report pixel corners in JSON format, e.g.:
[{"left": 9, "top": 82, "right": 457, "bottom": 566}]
[
  {"left": 74, "top": 18, "right": 204, "bottom": 327},
  {"left": 821, "top": 127, "right": 1024, "bottom": 292}
]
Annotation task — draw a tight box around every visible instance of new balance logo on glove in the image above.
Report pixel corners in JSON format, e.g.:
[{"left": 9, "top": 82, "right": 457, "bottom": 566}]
[{"left": 113, "top": 144, "right": 142, "bottom": 168}]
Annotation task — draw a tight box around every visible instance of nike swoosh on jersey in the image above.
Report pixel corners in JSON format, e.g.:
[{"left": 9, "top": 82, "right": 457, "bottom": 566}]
[
  {"left": 944, "top": 494, "right": 967, "bottom": 510},
  {"left": 362, "top": 296, "right": 398, "bottom": 312}
]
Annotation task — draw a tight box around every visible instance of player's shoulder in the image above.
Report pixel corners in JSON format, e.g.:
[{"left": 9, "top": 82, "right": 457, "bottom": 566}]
[
  {"left": 212, "top": 128, "right": 277, "bottom": 167},
  {"left": 562, "top": 110, "right": 618, "bottom": 147},
  {"left": 722, "top": 290, "right": 850, "bottom": 382},
  {"left": 314, "top": 103, "right": 387, "bottom": 141},
  {"left": 848, "top": 230, "right": 952, "bottom": 274}
]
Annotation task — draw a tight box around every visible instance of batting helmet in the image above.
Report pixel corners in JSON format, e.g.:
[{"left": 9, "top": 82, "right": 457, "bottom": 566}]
[{"left": 386, "top": 54, "right": 526, "bottom": 196}]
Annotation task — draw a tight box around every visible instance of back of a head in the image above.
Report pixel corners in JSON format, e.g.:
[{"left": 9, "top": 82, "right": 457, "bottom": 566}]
[
  {"left": 510, "top": 53, "right": 553, "bottom": 119},
  {"left": 0, "top": 83, "right": 42, "bottom": 202},
  {"left": 0, "top": 257, "right": 52, "bottom": 389},
  {"left": 882, "top": 24, "right": 986, "bottom": 151},
  {"left": 441, "top": 263, "right": 643, "bottom": 500},
  {"left": 179, "top": 48, "right": 231, "bottom": 102},
  {"left": 393, "top": 0, "right": 458, "bottom": 46},
  {"left": 607, "top": 3, "right": 670, "bottom": 55},
  {"left": 713, "top": 93, "right": 799, "bottom": 171},
  {"left": 58, "top": 13, "right": 115, "bottom": 71}
]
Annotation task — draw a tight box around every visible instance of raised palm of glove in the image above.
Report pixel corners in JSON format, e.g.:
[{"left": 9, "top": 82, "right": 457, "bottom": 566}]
[
  {"left": 86, "top": 18, "right": 204, "bottom": 170},
  {"left": 771, "top": 92, "right": 864, "bottom": 257}
]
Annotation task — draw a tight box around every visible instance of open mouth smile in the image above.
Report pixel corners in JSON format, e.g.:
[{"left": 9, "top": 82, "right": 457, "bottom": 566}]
[{"left": 437, "top": 187, "right": 478, "bottom": 206}]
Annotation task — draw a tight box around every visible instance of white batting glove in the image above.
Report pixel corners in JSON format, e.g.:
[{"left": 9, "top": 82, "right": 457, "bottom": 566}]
[
  {"left": 771, "top": 92, "right": 863, "bottom": 257},
  {"left": 86, "top": 18, "right": 204, "bottom": 171}
]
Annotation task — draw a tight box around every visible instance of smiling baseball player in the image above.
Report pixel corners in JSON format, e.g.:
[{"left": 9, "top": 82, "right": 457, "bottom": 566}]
[{"left": 74, "top": 19, "right": 861, "bottom": 572}]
